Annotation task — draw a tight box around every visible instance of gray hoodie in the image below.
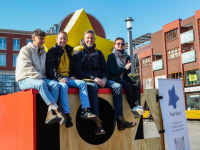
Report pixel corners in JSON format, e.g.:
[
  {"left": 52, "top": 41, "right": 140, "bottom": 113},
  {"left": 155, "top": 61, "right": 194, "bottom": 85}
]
[{"left": 15, "top": 42, "right": 46, "bottom": 82}]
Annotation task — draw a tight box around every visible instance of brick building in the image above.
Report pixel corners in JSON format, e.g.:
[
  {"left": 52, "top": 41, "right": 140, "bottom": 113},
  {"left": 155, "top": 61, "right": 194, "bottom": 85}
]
[
  {"left": 0, "top": 12, "right": 105, "bottom": 95},
  {"left": 0, "top": 29, "right": 34, "bottom": 94},
  {"left": 139, "top": 9, "right": 200, "bottom": 110}
]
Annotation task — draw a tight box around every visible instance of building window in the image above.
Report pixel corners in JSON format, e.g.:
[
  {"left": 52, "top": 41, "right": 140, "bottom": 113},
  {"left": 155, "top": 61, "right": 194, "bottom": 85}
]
[
  {"left": 155, "top": 75, "right": 166, "bottom": 89},
  {"left": 168, "top": 72, "right": 182, "bottom": 79},
  {"left": 147, "top": 57, "right": 150, "bottom": 65},
  {"left": 197, "top": 19, "right": 200, "bottom": 31},
  {"left": 0, "top": 75, "right": 20, "bottom": 95},
  {"left": 153, "top": 53, "right": 162, "bottom": 61},
  {"left": 13, "top": 55, "right": 18, "bottom": 67},
  {"left": 166, "top": 34, "right": 169, "bottom": 42},
  {"left": 182, "top": 43, "right": 194, "bottom": 53},
  {"left": 13, "top": 38, "right": 20, "bottom": 50},
  {"left": 186, "top": 94, "right": 200, "bottom": 110},
  {"left": 142, "top": 56, "right": 151, "bottom": 67},
  {"left": 26, "top": 39, "right": 33, "bottom": 45},
  {"left": 169, "top": 31, "right": 172, "bottom": 41},
  {"left": 143, "top": 78, "right": 153, "bottom": 89},
  {"left": 185, "top": 69, "right": 200, "bottom": 86},
  {"left": 167, "top": 47, "right": 180, "bottom": 60},
  {"left": 174, "top": 48, "right": 177, "bottom": 58},
  {"left": 171, "top": 49, "right": 174, "bottom": 59},
  {"left": 0, "top": 37, "right": 7, "bottom": 50},
  {"left": 0, "top": 54, "right": 6, "bottom": 66},
  {"left": 165, "top": 29, "right": 178, "bottom": 42}
]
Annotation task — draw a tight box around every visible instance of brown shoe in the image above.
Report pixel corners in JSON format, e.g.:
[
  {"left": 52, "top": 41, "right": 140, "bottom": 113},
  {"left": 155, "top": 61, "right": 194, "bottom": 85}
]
[
  {"left": 116, "top": 116, "right": 137, "bottom": 131},
  {"left": 94, "top": 117, "right": 106, "bottom": 135},
  {"left": 45, "top": 109, "right": 60, "bottom": 125},
  {"left": 55, "top": 109, "right": 66, "bottom": 125}
]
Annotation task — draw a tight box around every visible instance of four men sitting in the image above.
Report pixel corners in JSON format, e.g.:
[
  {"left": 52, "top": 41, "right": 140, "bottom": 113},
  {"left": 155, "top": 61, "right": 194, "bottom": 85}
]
[{"left": 15, "top": 29, "right": 142, "bottom": 135}]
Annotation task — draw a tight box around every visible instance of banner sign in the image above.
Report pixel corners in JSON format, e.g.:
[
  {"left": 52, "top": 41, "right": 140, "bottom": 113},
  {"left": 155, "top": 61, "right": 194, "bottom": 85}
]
[
  {"left": 158, "top": 79, "right": 190, "bottom": 150},
  {"left": 184, "top": 86, "right": 200, "bottom": 93}
]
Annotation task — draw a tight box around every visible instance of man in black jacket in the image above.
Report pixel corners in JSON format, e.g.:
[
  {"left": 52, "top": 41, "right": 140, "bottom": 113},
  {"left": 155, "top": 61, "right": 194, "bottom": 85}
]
[
  {"left": 46, "top": 31, "right": 96, "bottom": 128},
  {"left": 73, "top": 30, "right": 136, "bottom": 135}
]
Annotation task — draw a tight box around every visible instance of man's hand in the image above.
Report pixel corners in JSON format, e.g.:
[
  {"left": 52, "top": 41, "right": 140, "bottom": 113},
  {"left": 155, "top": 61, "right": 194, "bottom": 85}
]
[
  {"left": 125, "top": 60, "right": 131, "bottom": 70},
  {"left": 94, "top": 77, "right": 101, "bottom": 84},
  {"left": 99, "top": 79, "right": 106, "bottom": 88},
  {"left": 59, "top": 78, "right": 68, "bottom": 83},
  {"left": 94, "top": 78, "right": 106, "bottom": 87},
  {"left": 69, "top": 76, "right": 76, "bottom": 80}
]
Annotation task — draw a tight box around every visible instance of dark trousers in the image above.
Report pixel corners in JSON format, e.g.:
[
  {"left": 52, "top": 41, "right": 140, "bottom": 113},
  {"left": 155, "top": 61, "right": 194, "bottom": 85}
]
[
  {"left": 86, "top": 80, "right": 123, "bottom": 118},
  {"left": 117, "top": 80, "right": 140, "bottom": 109}
]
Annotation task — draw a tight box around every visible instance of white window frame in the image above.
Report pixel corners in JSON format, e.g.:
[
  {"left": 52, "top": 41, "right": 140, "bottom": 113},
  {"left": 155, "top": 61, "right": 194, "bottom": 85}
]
[
  {"left": 13, "top": 38, "right": 20, "bottom": 51},
  {"left": 155, "top": 75, "right": 166, "bottom": 89},
  {"left": 0, "top": 53, "right": 7, "bottom": 66},
  {"left": 26, "top": 38, "right": 33, "bottom": 45},
  {"left": 143, "top": 78, "right": 153, "bottom": 89},
  {"left": 0, "top": 37, "right": 7, "bottom": 50},
  {"left": 13, "top": 54, "right": 18, "bottom": 67}
]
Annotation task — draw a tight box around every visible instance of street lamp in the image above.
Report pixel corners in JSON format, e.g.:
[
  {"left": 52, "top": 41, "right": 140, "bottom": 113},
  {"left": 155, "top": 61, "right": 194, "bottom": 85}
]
[{"left": 125, "top": 17, "right": 134, "bottom": 74}]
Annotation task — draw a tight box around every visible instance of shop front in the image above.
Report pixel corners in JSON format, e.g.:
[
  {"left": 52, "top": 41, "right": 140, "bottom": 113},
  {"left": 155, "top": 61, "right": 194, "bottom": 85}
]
[
  {"left": 186, "top": 93, "right": 200, "bottom": 110},
  {"left": 184, "top": 68, "right": 200, "bottom": 110}
]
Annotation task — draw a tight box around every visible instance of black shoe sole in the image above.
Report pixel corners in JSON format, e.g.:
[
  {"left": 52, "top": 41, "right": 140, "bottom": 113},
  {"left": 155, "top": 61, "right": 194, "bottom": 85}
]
[
  {"left": 118, "top": 122, "right": 137, "bottom": 131},
  {"left": 118, "top": 128, "right": 126, "bottom": 131},
  {"left": 127, "top": 122, "right": 137, "bottom": 128},
  {"left": 45, "top": 117, "right": 61, "bottom": 125},
  {"left": 95, "top": 131, "right": 106, "bottom": 135},
  {"left": 80, "top": 115, "right": 96, "bottom": 120}
]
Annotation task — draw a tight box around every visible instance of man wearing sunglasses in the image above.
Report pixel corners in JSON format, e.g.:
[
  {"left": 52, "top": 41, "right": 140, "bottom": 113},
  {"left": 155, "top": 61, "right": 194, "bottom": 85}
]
[{"left": 73, "top": 30, "right": 137, "bottom": 135}]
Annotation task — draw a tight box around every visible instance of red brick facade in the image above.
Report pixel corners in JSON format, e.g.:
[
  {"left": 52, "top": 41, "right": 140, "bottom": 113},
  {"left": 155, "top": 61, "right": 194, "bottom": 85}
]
[
  {"left": 0, "top": 30, "right": 32, "bottom": 71},
  {"left": 139, "top": 9, "right": 200, "bottom": 110}
]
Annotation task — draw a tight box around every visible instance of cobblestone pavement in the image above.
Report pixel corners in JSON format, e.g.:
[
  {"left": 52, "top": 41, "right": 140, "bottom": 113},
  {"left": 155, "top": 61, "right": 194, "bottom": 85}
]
[{"left": 143, "top": 119, "right": 200, "bottom": 150}]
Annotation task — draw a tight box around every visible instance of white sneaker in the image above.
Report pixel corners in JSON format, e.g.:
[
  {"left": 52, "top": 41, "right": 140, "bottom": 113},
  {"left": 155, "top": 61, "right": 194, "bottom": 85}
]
[{"left": 131, "top": 106, "right": 144, "bottom": 119}]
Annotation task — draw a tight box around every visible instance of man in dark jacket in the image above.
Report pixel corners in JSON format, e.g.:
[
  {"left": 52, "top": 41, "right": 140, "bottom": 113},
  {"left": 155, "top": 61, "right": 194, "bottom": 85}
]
[
  {"left": 73, "top": 30, "right": 136, "bottom": 135},
  {"left": 46, "top": 31, "right": 96, "bottom": 128}
]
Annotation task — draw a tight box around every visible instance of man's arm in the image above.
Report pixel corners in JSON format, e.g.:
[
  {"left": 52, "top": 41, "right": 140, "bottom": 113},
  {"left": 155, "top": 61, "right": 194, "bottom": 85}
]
[
  {"left": 107, "top": 54, "right": 126, "bottom": 75},
  {"left": 98, "top": 50, "right": 109, "bottom": 80},
  {"left": 125, "top": 56, "right": 131, "bottom": 74},
  {"left": 46, "top": 48, "right": 63, "bottom": 81}
]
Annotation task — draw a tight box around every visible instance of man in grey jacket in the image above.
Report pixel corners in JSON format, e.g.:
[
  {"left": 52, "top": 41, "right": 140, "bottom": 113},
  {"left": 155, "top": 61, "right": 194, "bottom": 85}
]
[{"left": 15, "top": 29, "right": 65, "bottom": 125}]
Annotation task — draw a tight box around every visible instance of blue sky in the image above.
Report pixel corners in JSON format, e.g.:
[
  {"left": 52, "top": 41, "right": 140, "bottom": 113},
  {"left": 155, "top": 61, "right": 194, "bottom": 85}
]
[{"left": 1, "top": 0, "right": 200, "bottom": 42}]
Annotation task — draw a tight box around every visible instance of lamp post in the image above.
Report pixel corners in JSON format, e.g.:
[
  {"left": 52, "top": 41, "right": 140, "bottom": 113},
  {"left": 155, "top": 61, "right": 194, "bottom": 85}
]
[{"left": 125, "top": 17, "right": 134, "bottom": 74}]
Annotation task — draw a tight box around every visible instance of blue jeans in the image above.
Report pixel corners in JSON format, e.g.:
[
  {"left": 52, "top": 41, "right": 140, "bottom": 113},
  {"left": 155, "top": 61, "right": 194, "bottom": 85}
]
[
  {"left": 19, "top": 78, "right": 59, "bottom": 105},
  {"left": 56, "top": 77, "right": 90, "bottom": 114},
  {"left": 86, "top": 80, "right": 123, "bottom": 118}
]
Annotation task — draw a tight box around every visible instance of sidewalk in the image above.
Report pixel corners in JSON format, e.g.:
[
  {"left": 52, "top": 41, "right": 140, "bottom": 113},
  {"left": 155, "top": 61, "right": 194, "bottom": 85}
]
[{"left": 143, "top": 120, "right": 200, "bottom": 150}]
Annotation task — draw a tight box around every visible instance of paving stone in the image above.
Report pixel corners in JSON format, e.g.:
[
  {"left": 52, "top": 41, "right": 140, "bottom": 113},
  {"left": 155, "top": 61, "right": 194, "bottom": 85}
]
[{"left": 143, "top": 119, "right": 200, "bottom": 150}]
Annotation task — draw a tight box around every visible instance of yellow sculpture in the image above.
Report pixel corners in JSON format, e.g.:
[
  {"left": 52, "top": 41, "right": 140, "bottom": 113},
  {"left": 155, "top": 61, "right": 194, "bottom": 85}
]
[{"left": 44, "top": 8, "right": 114, "bottom": 60}]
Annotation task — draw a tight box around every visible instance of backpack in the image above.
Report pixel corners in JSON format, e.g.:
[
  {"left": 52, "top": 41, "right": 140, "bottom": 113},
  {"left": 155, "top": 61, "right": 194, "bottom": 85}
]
[{"left": 81, "top": 50, "right": 99, "bottom": 63}]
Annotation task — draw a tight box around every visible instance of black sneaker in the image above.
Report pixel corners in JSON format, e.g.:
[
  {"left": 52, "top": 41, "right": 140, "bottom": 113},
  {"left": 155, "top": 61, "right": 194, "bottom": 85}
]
[
  {"left": 80, "top": 108, "right": 96, "bottom": 119},
  {"left": 65, "top": 116, "right": 73, "bottom": 128}
]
